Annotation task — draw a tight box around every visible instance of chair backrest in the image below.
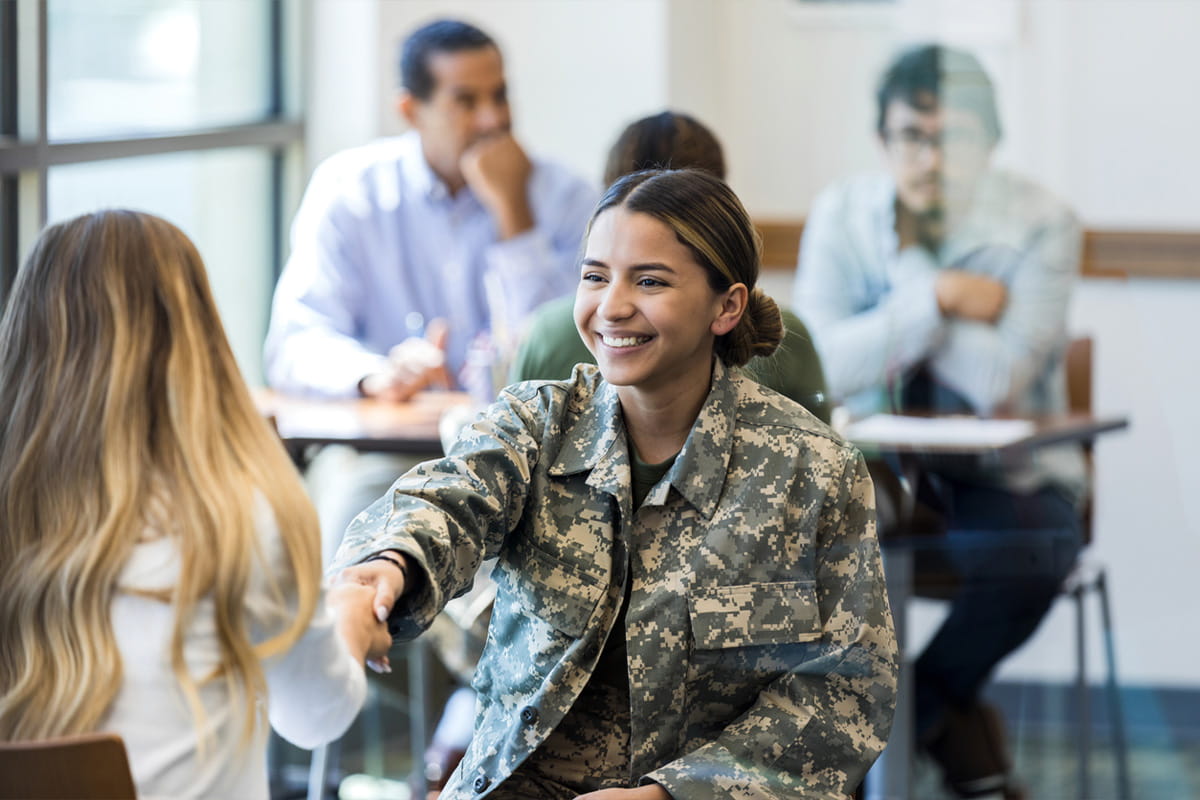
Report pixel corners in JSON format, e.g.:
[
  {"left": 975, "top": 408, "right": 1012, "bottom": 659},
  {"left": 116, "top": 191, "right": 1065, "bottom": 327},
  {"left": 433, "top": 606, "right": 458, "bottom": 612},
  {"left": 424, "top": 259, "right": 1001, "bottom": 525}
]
[
  {"left": 1066, "top": 336, "right": 1093, "bottom": 415},
  {"left": 0, "top": 732, "right": 137, "bottom": 800},
  {"left": 1065, "top": 335, "right": 1095, "bottom": 545}
]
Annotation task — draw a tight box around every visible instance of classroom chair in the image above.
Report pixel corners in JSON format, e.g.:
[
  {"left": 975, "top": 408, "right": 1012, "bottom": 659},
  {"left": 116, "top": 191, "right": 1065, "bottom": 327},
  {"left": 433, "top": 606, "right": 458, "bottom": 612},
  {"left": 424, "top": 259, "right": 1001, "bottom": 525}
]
[
  {"left": 1061, "top": 335, "right": 1132, "bottom": 800},
  {"left": 0, "top": 732, "right": 137, "bottom": 800}
]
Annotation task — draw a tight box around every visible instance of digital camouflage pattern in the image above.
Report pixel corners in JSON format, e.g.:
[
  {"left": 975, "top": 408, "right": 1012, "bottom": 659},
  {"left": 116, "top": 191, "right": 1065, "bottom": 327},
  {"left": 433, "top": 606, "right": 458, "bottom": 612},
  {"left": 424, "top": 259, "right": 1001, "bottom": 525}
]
[{"left": 333, "top": 361, "right": 898, "bottom": 799}]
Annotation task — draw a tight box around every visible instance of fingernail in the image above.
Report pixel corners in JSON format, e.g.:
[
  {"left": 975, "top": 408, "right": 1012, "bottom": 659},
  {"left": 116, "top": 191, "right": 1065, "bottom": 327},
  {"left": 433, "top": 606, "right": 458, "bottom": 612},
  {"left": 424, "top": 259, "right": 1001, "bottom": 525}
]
[{"left": 375, "top": 605, "right": 389, "bottom": 623}]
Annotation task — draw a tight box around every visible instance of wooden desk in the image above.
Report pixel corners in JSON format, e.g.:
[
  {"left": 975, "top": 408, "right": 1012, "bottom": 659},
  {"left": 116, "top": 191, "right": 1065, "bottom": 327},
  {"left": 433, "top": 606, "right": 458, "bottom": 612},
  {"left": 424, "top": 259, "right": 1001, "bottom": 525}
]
[
  {"left": 256, "top": 389, "right": 473, "bottom": 457},
  {"left": 846, "top": 412, "right": 1129, "bottom": 458},
  {"left": 854, "top": 412, "right": 1129, "bottom": 800}
]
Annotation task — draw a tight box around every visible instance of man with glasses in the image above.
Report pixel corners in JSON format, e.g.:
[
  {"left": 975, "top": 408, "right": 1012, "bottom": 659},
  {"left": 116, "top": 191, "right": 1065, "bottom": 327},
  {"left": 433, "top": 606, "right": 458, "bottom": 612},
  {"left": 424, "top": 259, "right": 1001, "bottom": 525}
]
[{"left": 793, "top": 45, "right": 1085, "bottom": 800}]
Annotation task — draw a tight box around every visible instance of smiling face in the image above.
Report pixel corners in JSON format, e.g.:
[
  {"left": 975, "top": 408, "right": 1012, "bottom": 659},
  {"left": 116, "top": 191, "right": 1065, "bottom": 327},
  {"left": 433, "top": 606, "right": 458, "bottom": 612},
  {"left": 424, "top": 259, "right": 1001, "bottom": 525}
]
[{"left": 574, "top": 206, "right": 745, "bottom": 404}]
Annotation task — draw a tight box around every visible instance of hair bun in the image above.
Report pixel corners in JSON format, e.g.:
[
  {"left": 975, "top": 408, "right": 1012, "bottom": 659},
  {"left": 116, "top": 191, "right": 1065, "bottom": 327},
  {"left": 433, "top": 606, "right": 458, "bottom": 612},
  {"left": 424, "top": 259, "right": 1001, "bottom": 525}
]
[{"left": 721, "top": 288, "right": 783, "bottom": 367}]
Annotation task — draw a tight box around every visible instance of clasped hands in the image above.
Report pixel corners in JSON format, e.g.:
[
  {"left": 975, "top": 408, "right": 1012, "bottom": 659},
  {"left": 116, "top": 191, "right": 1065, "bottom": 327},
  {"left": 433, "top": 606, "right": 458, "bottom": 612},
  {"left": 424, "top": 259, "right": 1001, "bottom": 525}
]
[
  {"left": 324, "top": 579, "right": 394, "bottom": 673},
  {"left": 333, "top": 557, "right": 672, "bottom": 800},
  {"left": 360, "top": 318, "right": 453, "bottom": 402},
  {"left": 332, "top": 552, "right": 410, "bottom": 673}
]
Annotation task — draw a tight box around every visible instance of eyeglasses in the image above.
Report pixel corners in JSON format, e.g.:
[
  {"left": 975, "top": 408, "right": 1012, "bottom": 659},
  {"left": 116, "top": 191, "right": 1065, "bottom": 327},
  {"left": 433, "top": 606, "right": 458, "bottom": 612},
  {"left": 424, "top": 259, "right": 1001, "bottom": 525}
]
[{"left": 882, "top": 127, "right": 989, "bottom": 160}]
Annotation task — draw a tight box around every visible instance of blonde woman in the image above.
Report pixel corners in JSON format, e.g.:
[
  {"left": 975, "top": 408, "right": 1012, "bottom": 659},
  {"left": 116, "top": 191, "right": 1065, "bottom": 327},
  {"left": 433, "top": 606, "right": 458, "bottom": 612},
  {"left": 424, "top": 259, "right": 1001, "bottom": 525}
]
[{"left": 0, "top": 210, "right": 391, "bottom": 799}]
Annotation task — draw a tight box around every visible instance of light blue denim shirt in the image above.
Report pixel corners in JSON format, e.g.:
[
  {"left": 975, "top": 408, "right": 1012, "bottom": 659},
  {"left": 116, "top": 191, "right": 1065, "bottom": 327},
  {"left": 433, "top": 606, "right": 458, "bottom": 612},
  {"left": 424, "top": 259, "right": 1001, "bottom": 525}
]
[
  {"left": 792, "top": 171, "right": 1086, "bottom": 498},
  {"left": 265, "top": 131, "right": 597, "bottom": 397}
]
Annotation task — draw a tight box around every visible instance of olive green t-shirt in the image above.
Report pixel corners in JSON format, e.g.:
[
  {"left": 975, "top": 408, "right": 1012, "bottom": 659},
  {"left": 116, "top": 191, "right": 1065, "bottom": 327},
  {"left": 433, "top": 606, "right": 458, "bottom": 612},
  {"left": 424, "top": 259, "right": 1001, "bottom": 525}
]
[{"left": 510, "top": 296, "right": 833, "bottom": 424}]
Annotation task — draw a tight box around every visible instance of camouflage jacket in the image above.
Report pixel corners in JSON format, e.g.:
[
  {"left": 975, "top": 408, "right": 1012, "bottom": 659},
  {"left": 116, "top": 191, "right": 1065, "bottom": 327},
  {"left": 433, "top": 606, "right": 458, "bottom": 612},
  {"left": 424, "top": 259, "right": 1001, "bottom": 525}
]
[{"left": 333, "top": 361, "right": 897, "bottom": 799}]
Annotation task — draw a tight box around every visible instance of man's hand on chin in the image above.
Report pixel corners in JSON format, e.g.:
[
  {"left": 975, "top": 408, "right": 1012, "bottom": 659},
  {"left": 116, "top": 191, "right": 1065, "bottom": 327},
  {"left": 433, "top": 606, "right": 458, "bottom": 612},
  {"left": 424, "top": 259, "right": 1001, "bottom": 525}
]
[{"left": 461, "top": 133, "right": 534, "bottom": 239}]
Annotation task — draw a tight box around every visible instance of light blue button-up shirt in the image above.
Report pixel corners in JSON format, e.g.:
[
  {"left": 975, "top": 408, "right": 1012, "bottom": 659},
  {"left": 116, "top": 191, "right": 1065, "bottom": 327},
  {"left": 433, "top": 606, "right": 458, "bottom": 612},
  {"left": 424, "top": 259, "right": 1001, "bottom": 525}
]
[
  {"left": 792, "top": 170, "right": 1086, "bottom": 497},
  {"left": 265, "top": 131, "right": 597, "bottom": 397}
]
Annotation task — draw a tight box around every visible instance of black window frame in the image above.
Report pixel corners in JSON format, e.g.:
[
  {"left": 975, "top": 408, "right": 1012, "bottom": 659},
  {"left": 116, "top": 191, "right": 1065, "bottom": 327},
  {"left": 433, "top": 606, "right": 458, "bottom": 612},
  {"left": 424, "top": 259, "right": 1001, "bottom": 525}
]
[{"left": 0, "top": 0, "right": 302, "bottom": 307}]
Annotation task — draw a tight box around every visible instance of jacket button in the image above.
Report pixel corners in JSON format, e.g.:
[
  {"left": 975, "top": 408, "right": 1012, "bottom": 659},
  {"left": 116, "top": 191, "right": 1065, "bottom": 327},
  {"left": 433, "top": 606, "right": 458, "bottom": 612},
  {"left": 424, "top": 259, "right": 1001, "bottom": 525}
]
[
  {"left": 473, "top": 775, "right": 491, "bottom": 793},
  {"left": 520, "top": 706, "right": 538, "bottom": 724}
]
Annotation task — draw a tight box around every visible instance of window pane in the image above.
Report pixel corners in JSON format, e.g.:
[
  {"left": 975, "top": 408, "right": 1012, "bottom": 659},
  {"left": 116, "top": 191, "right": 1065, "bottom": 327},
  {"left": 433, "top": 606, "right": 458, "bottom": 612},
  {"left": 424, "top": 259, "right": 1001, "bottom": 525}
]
[
  {"left": 48, "top": 0, "right": 272, "bottom": 140},
  {"left": 47, "top": 148, "right": 274, "bottom": 384},
  {"left": 1, "top": 1, "right": 14, "bottom": 137}
]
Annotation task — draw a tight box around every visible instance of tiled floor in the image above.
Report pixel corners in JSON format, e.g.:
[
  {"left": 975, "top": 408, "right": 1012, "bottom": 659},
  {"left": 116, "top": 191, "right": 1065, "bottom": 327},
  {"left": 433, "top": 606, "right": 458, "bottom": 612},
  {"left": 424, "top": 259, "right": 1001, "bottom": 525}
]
[
  {"left": 273, "top": 681, "right": 1200, "bottom": 799},
  {"left": 911, "top": 682, "right": 1200, "bottom": 799},
  {"left": 911, "top": 734, "right": 1200, "bottom": 799}
]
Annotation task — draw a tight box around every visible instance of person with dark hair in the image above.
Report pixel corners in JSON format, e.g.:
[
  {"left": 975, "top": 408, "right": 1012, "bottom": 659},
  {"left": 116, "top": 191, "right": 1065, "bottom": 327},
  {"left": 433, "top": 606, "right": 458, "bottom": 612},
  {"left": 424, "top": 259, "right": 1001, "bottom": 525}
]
[
  {"left": 264, "top": 18, "right": 595, "bottom": 563},
  {"left": 602, "top": 111, "right": 726, "bottom": 186},
  {"left": 424, "top": 115, "right": 832, "bottom": 794},
  {"left": 335, "top": 169, "right": 897, "bottom": 799},
  {"left": 513, "top": 111, "right": 831, "bottom": 423},
  {"left": 793, "top": 44, "right": 1085, "bottom": 800}
]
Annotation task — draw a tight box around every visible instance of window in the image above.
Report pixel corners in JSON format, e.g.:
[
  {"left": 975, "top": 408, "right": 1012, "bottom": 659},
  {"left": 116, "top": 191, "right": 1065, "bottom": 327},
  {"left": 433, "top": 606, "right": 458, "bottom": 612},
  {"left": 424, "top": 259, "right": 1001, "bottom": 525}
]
[{"left": 0, "top": 0, "right": 302, "bottom": 383}]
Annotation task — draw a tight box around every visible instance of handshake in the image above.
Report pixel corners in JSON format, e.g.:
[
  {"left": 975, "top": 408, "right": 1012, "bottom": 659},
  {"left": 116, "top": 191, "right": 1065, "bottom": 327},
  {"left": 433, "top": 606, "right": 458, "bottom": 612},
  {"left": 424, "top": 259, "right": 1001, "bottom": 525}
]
[{"left": 360, "top": 318, "right": 453, "bottom": 402}]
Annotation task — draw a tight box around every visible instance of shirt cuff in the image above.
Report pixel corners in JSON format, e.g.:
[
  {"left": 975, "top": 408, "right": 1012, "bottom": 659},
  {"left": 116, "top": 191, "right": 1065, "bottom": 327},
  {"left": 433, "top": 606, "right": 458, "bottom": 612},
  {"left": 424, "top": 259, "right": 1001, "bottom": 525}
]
[
  {"left": 323, "top": 350, "right": 392, "bottom": 398},
  {"left": 483, "top": 228, "right": 554, "bottom": 281}
]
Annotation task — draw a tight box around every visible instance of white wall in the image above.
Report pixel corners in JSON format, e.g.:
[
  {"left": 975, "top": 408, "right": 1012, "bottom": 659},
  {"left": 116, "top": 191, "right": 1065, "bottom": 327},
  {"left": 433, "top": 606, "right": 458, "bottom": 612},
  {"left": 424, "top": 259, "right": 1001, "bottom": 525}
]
[
  {"left": 307, "top": 0, "right": 1200, "bottom": 687},
  {"left": 307, "top": 0, "right": 669, "bottom": 184},
  {"left": 713, "top": 0, "right": 1200, "bottom": 688},
  {"left": 306, "top": 0, "right": 382, "bottom": 172}
]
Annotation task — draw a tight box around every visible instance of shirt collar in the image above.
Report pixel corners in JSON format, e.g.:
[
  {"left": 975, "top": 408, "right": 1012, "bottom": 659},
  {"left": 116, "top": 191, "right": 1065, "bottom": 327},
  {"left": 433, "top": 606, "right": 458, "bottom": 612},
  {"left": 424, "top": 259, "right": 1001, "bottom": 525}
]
[
  {"left": 400, "top": 131, "right": 455, "bottom": 203},
  {"left": 548, "top": 361, "right": 738, "bottom": 519},
  {"left": 547, "top": 368, "right": 627, "bottom": 485},
  {"left": 656, "top": 360, "right": 736, "bottom": 518}
]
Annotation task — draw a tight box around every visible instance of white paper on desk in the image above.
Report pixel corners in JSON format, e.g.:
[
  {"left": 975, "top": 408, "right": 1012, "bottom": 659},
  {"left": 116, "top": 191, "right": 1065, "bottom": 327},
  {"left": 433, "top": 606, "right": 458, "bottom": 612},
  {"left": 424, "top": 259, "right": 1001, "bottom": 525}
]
[{"left": 844, "top": 414, "right": 1035, "bottom": 447}]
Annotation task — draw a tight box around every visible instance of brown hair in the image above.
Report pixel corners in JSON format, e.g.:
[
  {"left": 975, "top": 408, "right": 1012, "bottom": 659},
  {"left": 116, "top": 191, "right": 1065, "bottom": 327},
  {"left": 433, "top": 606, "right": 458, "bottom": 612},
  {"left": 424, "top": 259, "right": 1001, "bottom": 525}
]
[
  {"left": 590, "top": 169, "right": 782, "bottom": 367},
  {"left": 603, "top": 111, "right": 726, "bottom": 185}
]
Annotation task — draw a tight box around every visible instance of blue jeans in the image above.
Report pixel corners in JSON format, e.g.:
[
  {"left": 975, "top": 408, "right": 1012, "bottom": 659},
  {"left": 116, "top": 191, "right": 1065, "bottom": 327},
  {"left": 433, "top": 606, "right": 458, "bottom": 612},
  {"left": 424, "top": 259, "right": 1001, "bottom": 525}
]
[{"left": 895, "top": 475, "right": 1084, "bottom": 740}]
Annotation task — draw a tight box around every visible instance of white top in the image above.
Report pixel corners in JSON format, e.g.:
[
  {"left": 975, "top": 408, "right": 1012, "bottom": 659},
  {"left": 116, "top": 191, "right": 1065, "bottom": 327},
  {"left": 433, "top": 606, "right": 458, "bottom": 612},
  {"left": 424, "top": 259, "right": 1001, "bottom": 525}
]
[
  {"left": 264, "top": 131, "right": 597, "bottom": 397},
  {"left": 99, "top": 499, "right": 366, "bottom": 800}
]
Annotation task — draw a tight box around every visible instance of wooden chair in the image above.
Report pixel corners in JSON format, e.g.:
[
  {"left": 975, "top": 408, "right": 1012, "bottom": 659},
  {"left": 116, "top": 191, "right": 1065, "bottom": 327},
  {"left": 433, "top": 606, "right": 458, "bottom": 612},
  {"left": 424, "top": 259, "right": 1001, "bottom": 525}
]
[
  {"left": 1062, "top": 336, "right": 1132, "bottom": 800},
  {"left": 869, "top": 337, "right": 1131, "bottom": 800},
  {"left": 907, "top": 337, "right": 1132, "bottom": 799},
  {"left": 0, "top": 732, "right": 136, "bottom": 799}
]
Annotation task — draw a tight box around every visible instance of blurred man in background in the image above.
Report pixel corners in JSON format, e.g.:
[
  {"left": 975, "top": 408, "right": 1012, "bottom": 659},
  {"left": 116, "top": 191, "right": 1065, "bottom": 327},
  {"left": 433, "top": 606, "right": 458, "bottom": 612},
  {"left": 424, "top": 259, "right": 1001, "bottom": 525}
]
[{"left": 793, "top": 44, "right": 1085, "bottom": 800}]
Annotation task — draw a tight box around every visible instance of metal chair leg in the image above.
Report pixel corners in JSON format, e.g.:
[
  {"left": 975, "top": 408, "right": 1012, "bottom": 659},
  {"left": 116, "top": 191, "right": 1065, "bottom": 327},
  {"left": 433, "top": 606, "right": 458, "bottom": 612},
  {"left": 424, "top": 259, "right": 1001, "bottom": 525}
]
[
  {"left": 1074, "top": 584, "right": 1091, "bottom": 800},
  {"left": 409, "top": 639, "right": 429, "bottom": 798},
  {"left": 1097, "top": 570, "right": 1133, "bottom": 800},
  {"left": 363, "top": 681, "right": 384, "bottom": 777},
  {"left": 307, "top": 739, "right": 338, "bottom": 800}
]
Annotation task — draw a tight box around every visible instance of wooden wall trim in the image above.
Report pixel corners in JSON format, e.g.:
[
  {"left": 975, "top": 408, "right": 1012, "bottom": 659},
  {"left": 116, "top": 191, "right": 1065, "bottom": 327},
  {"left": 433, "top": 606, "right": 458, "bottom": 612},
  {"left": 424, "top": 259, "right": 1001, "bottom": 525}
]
[
  {"left": 754, "top": 218, "right": 1200, "bottom": 279},
  {"left": 755, "top": 219, "right": 805, "bottom": 269},
  {"left": 1081, "top": 230, "right": 1200, "bottom": 279}
]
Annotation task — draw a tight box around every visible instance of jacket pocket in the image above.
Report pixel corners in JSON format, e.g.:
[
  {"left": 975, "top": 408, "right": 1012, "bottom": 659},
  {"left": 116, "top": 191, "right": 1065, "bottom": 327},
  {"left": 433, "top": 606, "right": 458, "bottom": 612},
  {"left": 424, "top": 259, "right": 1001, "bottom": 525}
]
[
  {"left": 688, "top": 580, "right": 822, "bottom": 649},
  {"left": 496, "top": 537, "right": 604, "bottom": 639}
]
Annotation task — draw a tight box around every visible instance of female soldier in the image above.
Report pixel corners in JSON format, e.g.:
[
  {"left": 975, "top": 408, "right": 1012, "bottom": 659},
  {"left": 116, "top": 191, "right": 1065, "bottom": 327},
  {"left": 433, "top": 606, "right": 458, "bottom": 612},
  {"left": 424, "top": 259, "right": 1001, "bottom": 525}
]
[{"left": 336, "top": 169, "right": 896, "bottom": 799}]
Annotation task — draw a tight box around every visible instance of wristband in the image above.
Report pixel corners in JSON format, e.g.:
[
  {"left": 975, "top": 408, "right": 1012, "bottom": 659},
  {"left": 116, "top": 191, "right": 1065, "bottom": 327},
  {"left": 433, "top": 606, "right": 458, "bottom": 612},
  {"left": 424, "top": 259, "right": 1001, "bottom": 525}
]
[{"left": 364, "top": 552, "right": 409, "bottom": 585}]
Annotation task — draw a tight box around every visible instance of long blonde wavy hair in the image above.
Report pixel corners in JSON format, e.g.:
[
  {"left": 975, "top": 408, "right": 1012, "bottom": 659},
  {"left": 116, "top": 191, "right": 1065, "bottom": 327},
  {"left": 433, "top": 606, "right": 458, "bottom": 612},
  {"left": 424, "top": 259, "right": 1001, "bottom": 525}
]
[{"left": 0, "top": 210, "right": 320, "bottom": 743}]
